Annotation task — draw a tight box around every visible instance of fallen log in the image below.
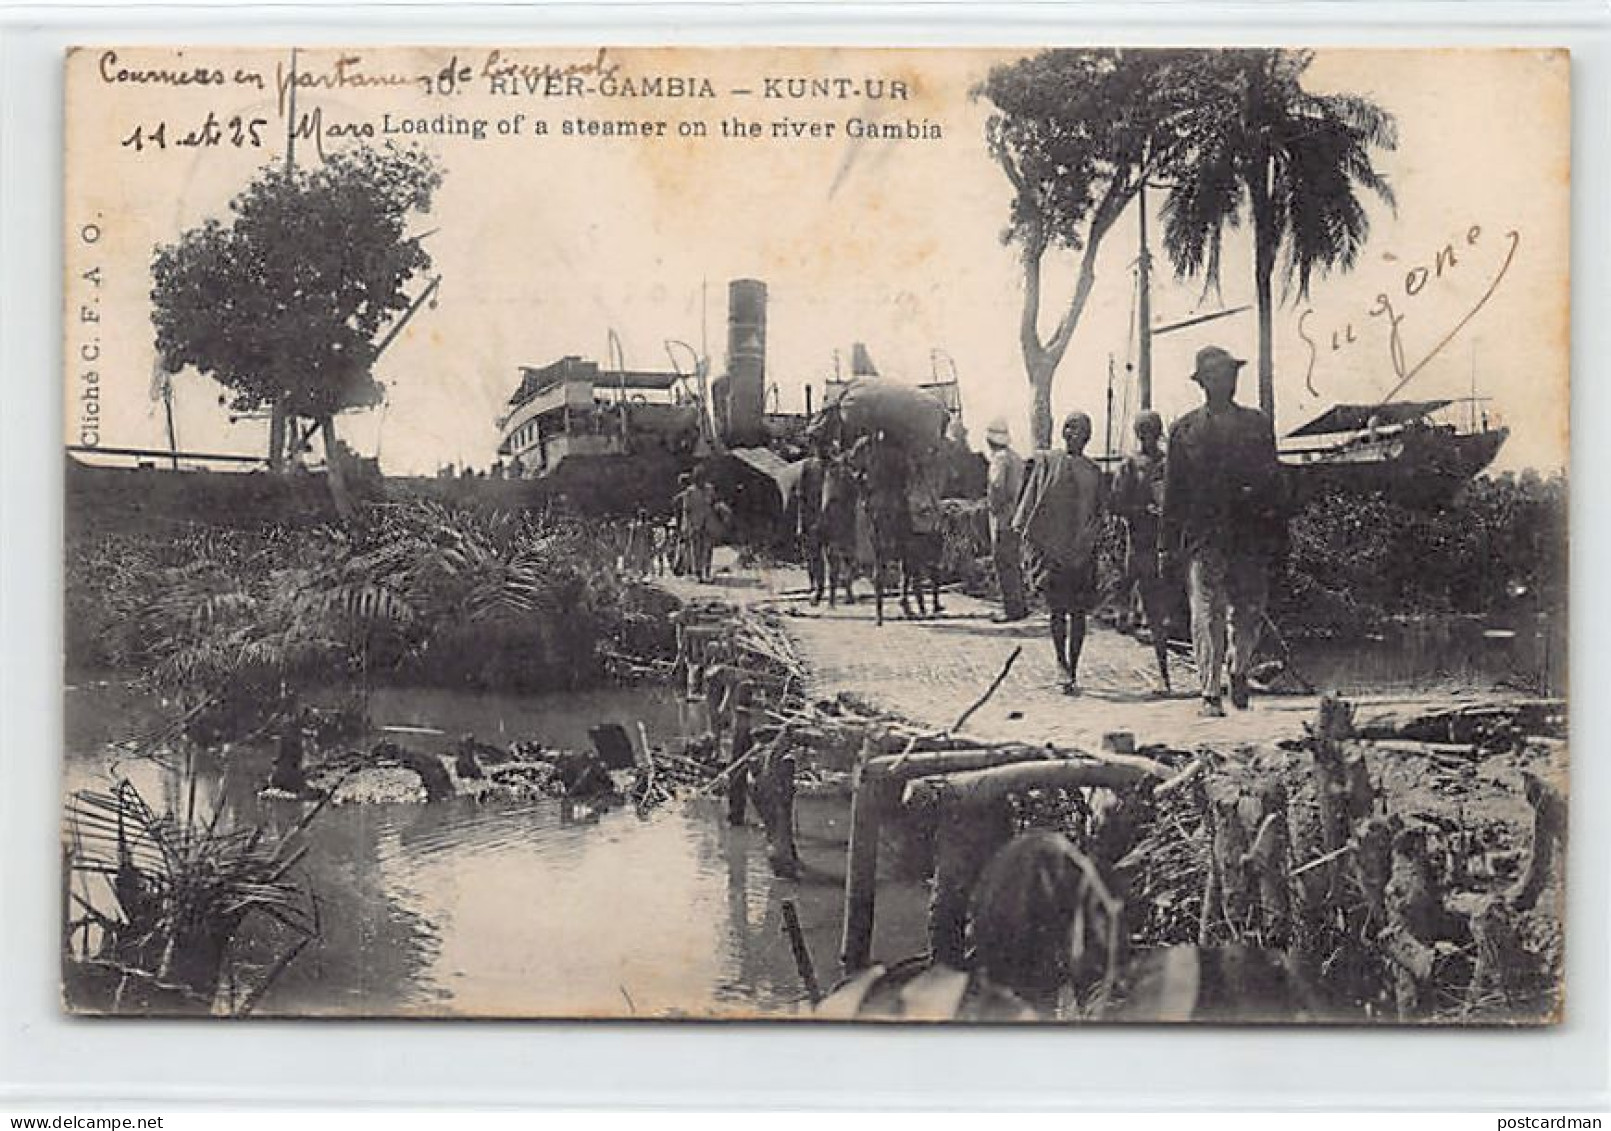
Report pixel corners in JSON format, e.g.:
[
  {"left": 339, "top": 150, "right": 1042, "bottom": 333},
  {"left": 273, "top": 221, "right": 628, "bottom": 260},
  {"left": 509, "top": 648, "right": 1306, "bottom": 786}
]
[
  {"left": 1353, "top": 698, "right": 1566, "bottom": 745},
  {"left": 1370, "top": 739, "right": 1483, "bottom": 760},
  {"left": 874, "top": 741, "right": 1176, "bottom": 788},
  {"left": 838, "top": 737, "right": 1165, "bottom": 974},
  {"left": 866, "top": 745, "right": 1063, "bottom": 785},
  {"left": 900, "top": 758, "right": 1157, "bottom": 812}
]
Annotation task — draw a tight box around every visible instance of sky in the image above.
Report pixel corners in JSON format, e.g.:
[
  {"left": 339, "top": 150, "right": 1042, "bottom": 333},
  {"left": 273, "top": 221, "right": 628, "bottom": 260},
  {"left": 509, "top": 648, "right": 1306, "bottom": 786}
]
[{"left": 64, "top": 46, "right": 1569, "bottom": 475}]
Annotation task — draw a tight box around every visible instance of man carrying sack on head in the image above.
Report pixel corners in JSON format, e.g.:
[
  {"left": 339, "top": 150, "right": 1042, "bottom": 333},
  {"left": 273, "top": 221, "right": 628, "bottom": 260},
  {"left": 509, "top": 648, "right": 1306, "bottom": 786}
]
[
  {"left": 1161, "top": 346, "right": 1290, "bottom": 718},
  {"left": 984, "top": 417, "right": 1029, "bottom": 623}
]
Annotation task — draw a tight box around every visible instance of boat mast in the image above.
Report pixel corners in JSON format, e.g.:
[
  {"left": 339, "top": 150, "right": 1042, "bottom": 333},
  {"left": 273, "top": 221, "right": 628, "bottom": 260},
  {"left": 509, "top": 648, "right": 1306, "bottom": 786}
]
[
  {"left": 699, "top": 277, "right": 718, "bottom": 449},
  {"left": 1136, "top": 184, "right": 1153, "bottom": 411},
  {"left": 1105, "top": 354, "right": 1117, "bottom": 461},
  {"left": 1133, "top": 181, "right": 1250, "bottom": 414}
]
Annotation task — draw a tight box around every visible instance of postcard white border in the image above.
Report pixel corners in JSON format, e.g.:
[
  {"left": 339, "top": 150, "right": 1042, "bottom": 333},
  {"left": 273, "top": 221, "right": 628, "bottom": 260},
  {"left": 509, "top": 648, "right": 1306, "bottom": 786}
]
[{"left": 3, "top": 0, "right": 1608, "bottom": 1111}]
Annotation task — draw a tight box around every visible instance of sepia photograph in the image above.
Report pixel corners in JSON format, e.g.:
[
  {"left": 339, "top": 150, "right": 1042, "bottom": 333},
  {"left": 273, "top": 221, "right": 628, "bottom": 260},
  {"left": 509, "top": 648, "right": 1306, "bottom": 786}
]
[{"left": 60, "top": 44, "right": 1569, "bottom": 1023}]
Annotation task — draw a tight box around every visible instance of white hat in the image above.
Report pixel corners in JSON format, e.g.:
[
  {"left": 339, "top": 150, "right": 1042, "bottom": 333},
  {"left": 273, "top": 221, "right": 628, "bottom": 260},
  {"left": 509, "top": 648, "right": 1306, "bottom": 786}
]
[{"left": 986, "top": 418, "right": 1011, "bottom": 445}]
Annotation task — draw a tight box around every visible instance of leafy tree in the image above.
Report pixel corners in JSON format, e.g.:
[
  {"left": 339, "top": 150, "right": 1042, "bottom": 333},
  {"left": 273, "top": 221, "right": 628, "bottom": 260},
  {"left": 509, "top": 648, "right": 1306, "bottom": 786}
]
[
  {"left": 1160, "top": 49, "right": 1397, "bottom": 419},
  {"left": 977, "top": 50, "right": 1206, "bottom": 448},
  {"left": 151, "top": 145, "right": 442, "bottom": 516}
]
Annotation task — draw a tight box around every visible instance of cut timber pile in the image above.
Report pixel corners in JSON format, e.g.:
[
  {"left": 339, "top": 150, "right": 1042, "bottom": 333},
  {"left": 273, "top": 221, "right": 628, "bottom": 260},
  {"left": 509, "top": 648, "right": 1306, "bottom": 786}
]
[
  {"left": 672, "top": 597, "right": 1566, "bottom": 1024},
  {"left": 882, "top": 689, "right": 1559, "bottom": 1031},
  {"left": 831, "top": 692, "right": 1565, "bottom": 1025},
  {"left": 1170, "top": 696, "right": 1567, "bottom": 1023}
]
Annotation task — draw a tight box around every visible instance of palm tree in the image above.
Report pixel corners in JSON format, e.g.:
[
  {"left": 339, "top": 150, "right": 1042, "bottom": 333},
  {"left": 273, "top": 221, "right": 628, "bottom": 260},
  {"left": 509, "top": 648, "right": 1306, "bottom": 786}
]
[{"left": 1161, "top": 49, "right": 1398, "bottom": 419}]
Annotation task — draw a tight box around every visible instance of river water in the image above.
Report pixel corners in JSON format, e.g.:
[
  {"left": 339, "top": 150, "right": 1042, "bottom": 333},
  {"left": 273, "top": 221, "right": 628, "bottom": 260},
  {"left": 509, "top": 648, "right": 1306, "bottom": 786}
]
[
  {"left": 62, "top": 603, "right": 1559, "bottom": 1018},
  {"left": 1285, "top": 609, "right": 1565, "bottom": 697},
  {"left": 63, "top": 682, "right": 931, "bottom": 1019}
]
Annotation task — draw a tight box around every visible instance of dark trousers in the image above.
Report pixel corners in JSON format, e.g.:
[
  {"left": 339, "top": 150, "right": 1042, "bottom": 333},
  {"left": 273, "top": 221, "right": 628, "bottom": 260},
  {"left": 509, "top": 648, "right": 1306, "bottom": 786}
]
[
  {"left": 992, "top": 525, "right": 1029, "bottom": 618},
  {"left": 801, "top": 526, "right": 826, "bottom": 596}
]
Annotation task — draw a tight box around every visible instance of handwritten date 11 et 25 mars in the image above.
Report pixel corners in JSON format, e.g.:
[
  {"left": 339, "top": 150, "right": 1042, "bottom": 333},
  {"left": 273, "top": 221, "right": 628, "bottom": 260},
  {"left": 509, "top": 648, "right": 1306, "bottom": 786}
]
[{"left": 121, "top": 111, "right": 269, "bottom": 153}]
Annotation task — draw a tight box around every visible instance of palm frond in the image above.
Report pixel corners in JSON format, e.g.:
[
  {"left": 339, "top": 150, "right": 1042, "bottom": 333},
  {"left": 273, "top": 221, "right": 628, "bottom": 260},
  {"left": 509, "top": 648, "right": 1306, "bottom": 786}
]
[{"left": 1159, "top": 48, "right": 1398, "bottom": 311}]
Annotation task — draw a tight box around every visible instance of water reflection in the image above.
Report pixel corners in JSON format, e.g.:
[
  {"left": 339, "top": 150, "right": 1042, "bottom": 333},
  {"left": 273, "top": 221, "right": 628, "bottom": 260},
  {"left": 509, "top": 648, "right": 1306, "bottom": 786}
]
[
  {"left": 64, "top": 682, "right": 930, "bottom": 1019},
  {"left": 1288, "top": 612, "right": 1566, "bottom": 696}
]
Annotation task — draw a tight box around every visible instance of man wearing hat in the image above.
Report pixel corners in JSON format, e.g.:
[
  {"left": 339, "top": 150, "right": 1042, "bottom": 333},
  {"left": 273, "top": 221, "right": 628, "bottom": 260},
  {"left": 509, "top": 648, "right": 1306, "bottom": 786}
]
[
  {"left": 1014, "top": 411, "right": 1106, "bottom": 694},
  {"left": 984, "top": 417, "right": 1029, "bottom": 623},
  {"left": 1161, "top": 346, "right": 1288, "bottom": 717}
]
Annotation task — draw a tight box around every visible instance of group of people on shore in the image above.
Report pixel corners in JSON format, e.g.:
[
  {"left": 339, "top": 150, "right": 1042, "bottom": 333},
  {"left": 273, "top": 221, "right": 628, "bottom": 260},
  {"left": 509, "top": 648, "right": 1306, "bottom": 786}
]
[
  {"left": 985, "top": 345, "right": 1291, "bottom": 717},
  {"left": 670, "top": 470, "right": 726, "bottom": 582},
  {"left": 617, "top": 470, "right": 726, "bottom": 582}
]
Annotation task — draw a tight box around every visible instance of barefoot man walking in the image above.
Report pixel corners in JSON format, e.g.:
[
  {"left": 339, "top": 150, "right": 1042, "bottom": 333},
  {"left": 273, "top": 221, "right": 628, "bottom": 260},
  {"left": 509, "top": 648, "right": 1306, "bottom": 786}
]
[
  {"left": 1014, "top": 411, "right": 1105, "bottom": 695},
  {"left": 1113, "top": 410, "right": 1172, "bottom": 694}
]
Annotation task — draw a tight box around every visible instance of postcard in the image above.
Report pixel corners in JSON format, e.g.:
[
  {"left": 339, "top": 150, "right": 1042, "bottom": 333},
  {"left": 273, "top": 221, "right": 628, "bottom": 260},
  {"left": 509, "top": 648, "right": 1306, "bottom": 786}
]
[{"left": 62, "top": 45, "right": 1568, "bottom": 1022}]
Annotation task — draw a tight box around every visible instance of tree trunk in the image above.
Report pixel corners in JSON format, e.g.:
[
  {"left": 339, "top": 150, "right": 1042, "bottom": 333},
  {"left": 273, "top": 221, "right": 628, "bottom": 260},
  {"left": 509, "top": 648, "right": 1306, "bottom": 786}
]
[
  {"left": 1029, "top": 366, "right": 1056, "bottom": 452},
  {"left": 267, "top": 398, "right": 288, "bottom": 474},
  {"left": 1019, "top": 234, "right": 1056, "bottom": 451},
  {"left": 928, "top": 799, "right": 1013, "bottom": 968},
  {"left": 840, "top": 756, "right": 888, "bottom": 974},
  {"left": 270, "top": 723, "right": 308, "bottom": 795},
  {"left": 319, "top": 412, "right": 356, "bottom": 522},
  {"left": 754, "top": 748, "right": 800, "bottom": 879},
  {"left": 1250, "top": 168, "right": 1278, "bottom": 420},
  {"left": 1018, "top": 209, "right": 1111, "bottom": 450}
]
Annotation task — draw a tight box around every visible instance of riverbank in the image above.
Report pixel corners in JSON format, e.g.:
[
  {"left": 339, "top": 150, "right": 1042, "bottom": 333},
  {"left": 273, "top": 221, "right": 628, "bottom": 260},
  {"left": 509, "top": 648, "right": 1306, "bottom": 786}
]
[
  {"left": 659, "top": 553, "right": 1568, "bottom": 1023},
  {"left": 63, "top": 503, "right": 682, "bottom": 741},
  {"left": 659, "top": 554, "right": 1543, "bottom": 751},
  {"left": 59, "top": 516, "right": 1569, "bottom": 1023},
  {"left": 63, "top": 679, "right": 924, "bottom": 1019}
]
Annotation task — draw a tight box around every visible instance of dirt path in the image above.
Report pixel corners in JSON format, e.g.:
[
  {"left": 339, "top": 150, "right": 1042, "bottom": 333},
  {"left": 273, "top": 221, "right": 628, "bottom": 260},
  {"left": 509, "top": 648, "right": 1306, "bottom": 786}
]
[{"left": 659, "top": 552, "right": 1505, "bottom": 752}]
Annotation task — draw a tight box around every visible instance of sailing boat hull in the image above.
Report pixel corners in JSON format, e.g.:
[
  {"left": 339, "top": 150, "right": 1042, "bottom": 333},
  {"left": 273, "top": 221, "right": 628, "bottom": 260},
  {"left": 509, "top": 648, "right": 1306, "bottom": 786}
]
[{"left": 1284, "top": 426, "right": 1509, "bottom": 508}]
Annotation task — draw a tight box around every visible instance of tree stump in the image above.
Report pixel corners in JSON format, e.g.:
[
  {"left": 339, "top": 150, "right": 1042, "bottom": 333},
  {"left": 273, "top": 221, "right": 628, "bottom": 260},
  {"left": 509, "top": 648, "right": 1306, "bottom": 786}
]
[
  {"left": 753, "top": 745, "right": 801, "bottom": 879},
  {"left": 1509, "top": 769, "right": 1567, "bottom": 914},
  {"left": 840, "top": 759, "right": 889, "bottom": 974},
  {"left": 1246, "top": 779, "right": 1291, "bottom": 949},
  {"left": 725, "top": 683, "right": 755, "bottom": 827},
  {"left": 928, "top": 798, "right": 1014, "bottom": 968},
  {"left": 1352, "top": 813, "right": 1398, "bottom": 934},
  {"left": 270, "top": 726, "right": 308, "bottom": 794},
  {"left": 1465, "top": 896, "right": 1522, "bottom": 1015},
  {"left": 1204, "top": 779, "right": 1252, "bottom": 943},
  {"left": 1382, "top": 826, "right": 1440, "bottom": 1020},
  {"left": 1310, "top": 695, "right": 1357, "bottom": 900}
]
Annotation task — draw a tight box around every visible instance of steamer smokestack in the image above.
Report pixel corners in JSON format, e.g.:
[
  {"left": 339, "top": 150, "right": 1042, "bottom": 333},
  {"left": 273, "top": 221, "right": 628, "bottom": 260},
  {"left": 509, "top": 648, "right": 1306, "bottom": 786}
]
[{"left": 721, "top": 278, "right": 767, "bottom": 445}]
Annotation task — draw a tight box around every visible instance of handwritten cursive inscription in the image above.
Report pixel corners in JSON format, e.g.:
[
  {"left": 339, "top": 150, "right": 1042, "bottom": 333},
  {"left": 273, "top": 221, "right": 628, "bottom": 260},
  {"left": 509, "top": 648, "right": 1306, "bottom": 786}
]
[
  {"left": 275, "top": 54, "right": 420, "bottom": 119},
  {"left": 1299, "top": 224, "right": 1522, "bottom": 398},
  {"left": 480, "top": 47, "right": 619, "bottom": 94}
]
